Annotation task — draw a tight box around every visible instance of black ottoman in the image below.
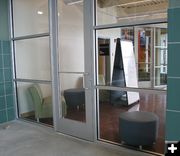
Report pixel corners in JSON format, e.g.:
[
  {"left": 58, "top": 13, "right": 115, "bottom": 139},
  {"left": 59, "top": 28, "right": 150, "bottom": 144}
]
[
  {"left": 64, "top": 88, "right": 85, "bottom": 109},
  {"left": 119, "top": 111, "right": 159, "bottom": 147}
]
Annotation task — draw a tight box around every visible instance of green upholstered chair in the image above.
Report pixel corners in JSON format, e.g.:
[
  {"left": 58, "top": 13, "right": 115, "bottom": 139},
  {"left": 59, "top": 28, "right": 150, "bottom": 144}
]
[
  {"left": 98, "top": 74, "right": 110, "bottom": 102},
  {"left": 28, "top": 84, "right": 67, "bottom": 122}
]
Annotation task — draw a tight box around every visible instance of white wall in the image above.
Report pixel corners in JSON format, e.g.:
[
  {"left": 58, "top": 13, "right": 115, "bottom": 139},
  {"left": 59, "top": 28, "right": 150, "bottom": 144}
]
[
  {"left": 15, "top": 37, "right": 51, "bottom": 114},
  {"left": 14, "top": 0, "right": 85, "bottom": 113},
  {"left": 15, "top": 38, "right": 51, "bottom": 81},
  {"left": 58, "top": 0, "right": 85, "bottom": 91},
  {"left": 13, "top": 0, "right": 49, "bottom": 37},
  {"left": 13, "top": 0, "right": 51, "bottom": 114}
]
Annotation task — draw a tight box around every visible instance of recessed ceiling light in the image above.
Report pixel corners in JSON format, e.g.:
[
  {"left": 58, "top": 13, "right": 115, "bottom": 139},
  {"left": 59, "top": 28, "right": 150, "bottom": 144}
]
[{"left": 37, "top": 11, "right": 43, "bottom": 15}]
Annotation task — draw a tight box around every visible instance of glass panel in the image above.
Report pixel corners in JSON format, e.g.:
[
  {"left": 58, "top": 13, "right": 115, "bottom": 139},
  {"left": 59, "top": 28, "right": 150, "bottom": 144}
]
[
  {"left": 154, "top": 27, "right": 167, "bottom": 88},
  {"left": 138, "top": 63, "right": 150, "bottom": 81},
  {"left": 60, "top": 73, "right": 86, "bottom": 122},
  {"left": 96, "top": 24, "right": 167, "bottom": 89},
  {"left": 96, "top": 27, "right": 139, "bottom": 89},
  {"left": 58, "top": 0, "right": 85, "bottom": 122},
  {"left": 96, "top": 0, "right": 168, "bottom": 26},
  {"left": 15, "top": 37, "right": 51, "bottom": 81},
  {"left": 13, "top": 0, "right": 49, "bottom": 37},
  {"left": 58, "top": 0, "right": 84, "bottom": 72},
  {"left": 155, "top": 68, "right": 167, "bottom": 87},
  {"left": 98, "top": 89, "right": 166, "bottom": 154},
  {"left": 17, "top": 82, "right": 53, "bottom": 126}
]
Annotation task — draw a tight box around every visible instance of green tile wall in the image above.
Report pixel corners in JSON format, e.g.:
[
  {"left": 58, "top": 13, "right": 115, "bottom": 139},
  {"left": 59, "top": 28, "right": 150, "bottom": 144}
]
[
  {"left": 169, "top": 0, "right": 180, "bottom": 9},
  {"left": 0, "top": 41, "right": 15, "bottom": 124},
  {"left": 167, "top": 1, "right": 180, "bottom": 141},
  {"left": 0, "top": 0, "right": 15, "bottom": 124},
  {"left": 0, "top": 0, "right": 9, "bottom": 40},
  {"left": 166, "top": 111, "right": 180, "bottom": 141}
]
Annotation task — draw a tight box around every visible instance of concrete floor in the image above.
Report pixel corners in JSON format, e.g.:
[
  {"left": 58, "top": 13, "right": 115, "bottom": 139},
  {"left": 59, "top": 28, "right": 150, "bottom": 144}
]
[{"left": 0, "top": 120, "right": 153, "bottom": 156}]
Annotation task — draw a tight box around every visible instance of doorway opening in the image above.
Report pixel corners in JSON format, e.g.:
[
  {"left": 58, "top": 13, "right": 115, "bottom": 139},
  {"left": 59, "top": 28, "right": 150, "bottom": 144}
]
[{"left": 96, "top": 24, "right": 167, "bottom": 155}]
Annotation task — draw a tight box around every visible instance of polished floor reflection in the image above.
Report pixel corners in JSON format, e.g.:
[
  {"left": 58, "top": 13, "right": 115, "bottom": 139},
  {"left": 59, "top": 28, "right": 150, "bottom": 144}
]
[
  {"left": 99, "top": 92, "right": 166, "bottom": 154},
  {"left": 22, "top": 92, "right": 166, "bottom": 154}
]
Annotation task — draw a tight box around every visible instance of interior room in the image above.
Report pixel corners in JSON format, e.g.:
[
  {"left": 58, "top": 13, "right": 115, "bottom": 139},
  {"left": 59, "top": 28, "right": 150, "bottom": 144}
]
[
  {"left": 14, "top": 0, "right": 86, "bottom": 125},
  {"left": 8, "top": 0, "right": 169, "bottom": 156},
  {"left": 13, "top": 0, "right": 168, "bottom": 153}
]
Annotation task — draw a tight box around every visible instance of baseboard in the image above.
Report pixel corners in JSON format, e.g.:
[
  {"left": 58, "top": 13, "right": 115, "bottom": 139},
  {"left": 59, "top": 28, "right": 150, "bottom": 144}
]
[{"left": 21, "top": 111, "right": 35, "bottom": 118}]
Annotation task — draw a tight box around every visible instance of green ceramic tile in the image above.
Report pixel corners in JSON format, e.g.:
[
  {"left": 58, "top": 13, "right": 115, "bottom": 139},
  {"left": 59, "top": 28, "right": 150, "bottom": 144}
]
[
  {"left": 6, "top": 94, "right": 14, "bottom": 108},
  {"left": 3, "top": 54, "right": 11, "bottom": 68},
  {"left": 168, "top": 8, "right": 180, "bottom": 42},
  {"left": 168, "top": 9, "right": 173, "bottom": 42},
  {"left": 0, "top": 96, "right": 5, "bottom": 110},
  {"left": 7, "top": 108, "right": 15, "bottom": 121},
  {"left": 2, "top": 41, "right": 10, "bottom": 54},
  {"left": 167, "top": 78, "right": 180, "bottom": 111},
  {"left": 168, "top": 44, "right": 180, "bottom": 77},
  {"left": 0, "top": 41, "right": 2, "bottom": 54},
  {"left": 4, "top": 68, "right": 12, "bottom": 82},
  {"left": 0, "top": 69, "right": 4, "bottom": 82},
  {"left": 0, "top": 55, "right": 3, "bottom": 68},
  {"left": 169, "top": 0, "right": 180, "bottom": 8},
  {"left": 0, "top": 83, "right": 5, "bottom": 96},
  {"left": 5, "top": 82, "right": 13, "bottom": 95},
  {"left": 166, "top": 111, "right": 180, "bottom": 141},
  {"left": 0, "top": 110, "right": 7, "bottom": 123}
]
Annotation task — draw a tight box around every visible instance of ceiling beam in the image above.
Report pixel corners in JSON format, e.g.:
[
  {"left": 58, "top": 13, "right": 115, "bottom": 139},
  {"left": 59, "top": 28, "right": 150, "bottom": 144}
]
[
  {"left": 97, "top": 0, "right": 168, "bottom": 8},
  {"left": 117, "top": 2, "right": 167, "bottom": 17}
]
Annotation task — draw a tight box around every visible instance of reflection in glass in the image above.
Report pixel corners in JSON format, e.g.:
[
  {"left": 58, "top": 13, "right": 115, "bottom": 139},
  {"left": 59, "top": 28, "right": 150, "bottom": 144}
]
[
  {"left": 58, "top": 0, "right": 86, "bottom": 122},
  {"left": 60, "top": 73, "right": 86, "bottom": 122},
  {"left": 58, "top": 0, "right": 84, "bottom": 72},
  {"left": 96, "top": 24, "right": 167, "bottom": 90},
  {"left": 98, "top": 89, "right": 166, "bottom": 154},
  {"left": 15, "top": 37, "right": 51, "bottom": 81},
  {"left": 155, "top": 68, "right": 167, "bottom": 87},
  {"left": 96, "top": 0, "right": 168, "bottom": 26},
  {"left": 154, "top": 28, "right": 167, "bottom": 88},
  {"left": 97, "top": 28, "right": 138, "bottom": 90},
  {"left": 138, "top": 63, "right": 150, "bottom": 81},
  {"left": 17, "top": 82, "right": 53, "bottom": 126},
  {"left": 13, "top": 0, "right": 49, "bottom": 37}
]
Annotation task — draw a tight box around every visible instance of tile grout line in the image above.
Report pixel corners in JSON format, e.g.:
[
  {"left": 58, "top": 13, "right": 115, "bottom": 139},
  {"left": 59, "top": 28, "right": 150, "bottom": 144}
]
[
  {"left": 168, "top": 76, "right": 180, "bottom": 79},
  {"left": 167, "top": 109, "right": 180, "bottom": 113},
  {"left": 0, "top": 93, "right": 14, "bottom": 98},
  {"left": 0, "top": 81, "right": 13, "bottom": 84},
  {"left": 0, "top": 106, "right": 15, "bottom": 112},
  {"left": 2, "top": 41, "right": 8, "bottom": 121},
  {"left": 168, "top": 42, "right": 180, "bottom": 44}
]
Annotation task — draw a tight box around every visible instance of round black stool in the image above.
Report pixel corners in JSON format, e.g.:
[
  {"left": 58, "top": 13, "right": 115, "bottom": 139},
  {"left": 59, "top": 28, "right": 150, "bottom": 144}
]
[{"left": 119, "top": 111, "right": 159, "bottom": 148}]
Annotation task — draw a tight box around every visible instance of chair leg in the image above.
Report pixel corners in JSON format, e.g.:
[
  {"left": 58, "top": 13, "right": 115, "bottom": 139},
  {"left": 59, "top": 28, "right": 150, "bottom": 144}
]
[
  {"left": 37, "top": 117, "right": 40, "bottom": 122},
  {"left": 139, "top": 145, "right": 143, "bottom": 150}
]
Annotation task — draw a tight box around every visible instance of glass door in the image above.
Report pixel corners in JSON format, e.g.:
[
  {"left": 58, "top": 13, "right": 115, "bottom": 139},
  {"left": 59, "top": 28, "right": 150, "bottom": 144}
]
[
  {"left": 12, "top": 0, "right": 94, "bottom": 140},
  {"left": 95, "top": 24, "right": 167, "bottom": 154},
  {"left": 56, "top": 0, "right": 94, "bottom": 140}
]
